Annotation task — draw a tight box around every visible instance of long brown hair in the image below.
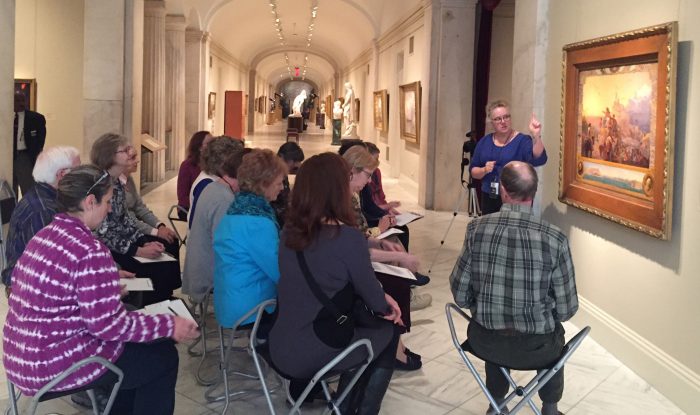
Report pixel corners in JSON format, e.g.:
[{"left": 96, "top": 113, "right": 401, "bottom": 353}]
[
  {"left": 186, "top": 131, "right": 210, "bottom": 166},
  {"left": 284, "top": 153, "right": 356, "bottom": 251}
]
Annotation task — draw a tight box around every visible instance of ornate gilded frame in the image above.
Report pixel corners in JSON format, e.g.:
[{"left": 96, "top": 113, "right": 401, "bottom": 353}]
[
  {"left": 399, "top": 81, "right": 421, "bottom": 145},
  {"left": 373, "top": 90, "right": 388, "bottom": 132},
  {"left": 559, "top": 22, "right": 677, "bottom": 239}
]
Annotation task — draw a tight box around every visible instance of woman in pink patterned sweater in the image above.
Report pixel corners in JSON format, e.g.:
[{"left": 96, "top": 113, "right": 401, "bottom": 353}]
[{"left": 3, "top": 165, "right": 199, "bottom": 414}]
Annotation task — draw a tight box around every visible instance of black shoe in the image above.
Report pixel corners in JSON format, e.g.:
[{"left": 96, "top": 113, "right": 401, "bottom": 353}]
[
  {"left": 395, "top": 353, "right": 422, "bottom": 371},
  {"left": 411, "top": 272, "right": 430, "bottom": 287},
  {"left": 404, "top": 347, "right": 422, "bottom": 361}
]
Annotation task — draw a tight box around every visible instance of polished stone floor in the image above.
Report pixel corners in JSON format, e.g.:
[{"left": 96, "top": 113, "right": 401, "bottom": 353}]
[{"left": 0, "top": 122, "right": 686, "bottom": 414}]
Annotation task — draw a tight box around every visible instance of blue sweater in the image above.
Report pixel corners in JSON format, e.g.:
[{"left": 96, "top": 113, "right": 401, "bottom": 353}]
[{"left": 470, "top": 133, "right": 547, "bottom": 192}]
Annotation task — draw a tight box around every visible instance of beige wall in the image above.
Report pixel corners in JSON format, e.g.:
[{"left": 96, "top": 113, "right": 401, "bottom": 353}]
[
  {"left": 539, "top": 0, "right": 700, "bottom": 411},
  {"left": 15, "top": 0, "right": 84, "bottom": 154},
  {"left": 207, "top": 44, "right": 248, "bottom": 136},
  {"left": 488, "top": 6, "right": 514, "bottom": 113}
]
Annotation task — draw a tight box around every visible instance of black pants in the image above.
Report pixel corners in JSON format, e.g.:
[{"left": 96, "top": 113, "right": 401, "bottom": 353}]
[
  {"left": 113, "top": 235, "right": 182, "bottom": 307},
  {"left": 13, "top": 150, "right": 36, "bottom": 197},
  {"left": 467, "top": 321, "right": 565, "bottom": 404},
  {"left": 480, "top": 193, "right": 502, "bottom": 215},
  {"left": 89, "top": 340, "right": 179, "bottom": 415}
]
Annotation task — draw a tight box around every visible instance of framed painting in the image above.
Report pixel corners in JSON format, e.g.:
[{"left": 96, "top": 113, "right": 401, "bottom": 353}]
[
  {"left": 325, "top": 95, "right": 332, "bottom": 119},
  {"left": 208, "top": 92, "right": 216, "bottom": 119},
  {"left": 399, "top": 81, "right": 421, "bottom": 144},
  {"left": 373, "top": 90, "right": 388, "bottom": 131},
  {"left": 559, "top": 22, "right": 677, "bottom": 239},
  {"left": 354, "top": 98, "right": 360, "bottom": 123},
  {"left": 14, "top": 79, "right": 37, "bottom": 111}
]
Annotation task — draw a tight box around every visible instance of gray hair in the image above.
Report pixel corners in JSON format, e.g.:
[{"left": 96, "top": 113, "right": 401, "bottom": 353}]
[
  {"left": 486, "top": 99, "right": 510, "bottom": 121},
  {"left": 201, "top": 136, "right": 244, "bottom": 176},
  {"left": 90, "top": 133, "right": 129, "bottom": 170},
  {"left": 500, "top": 161, "right": 538, "bottom": 201},
  {"left": 32, "top": 146, "right": 80, "bottom": 184}
]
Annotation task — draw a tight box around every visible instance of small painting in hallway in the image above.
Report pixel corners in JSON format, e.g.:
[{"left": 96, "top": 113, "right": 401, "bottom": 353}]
[
  {"left": 373, "top": 90, "right": 388, "bottom": 132},
  {"left": 399, "top": 81, "right": 421, "bottom": 145},
  {"left": 208, "top": 92, "right": 216, "bottom": 120},
  {"left": 14, "top": 79, "right": 37, "bottom": 111},
  {"left": 559, "top": 22, "right": 677, "bottom": 240}
]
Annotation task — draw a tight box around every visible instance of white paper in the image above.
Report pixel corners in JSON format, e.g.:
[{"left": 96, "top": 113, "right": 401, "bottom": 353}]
[
  {"left": 394, "top": 212, "right": 424, "bottom": 227},
  {"left": 138, "top": 299, "right": 197, "bottom": 324},
  {"left": 371, "top": 262, "right": 416, "bottom": 280},
  {"left": 133, "top": 253, "right": 177, "bottom": 263},
  {"left": 120, "top": 278, "right": 154, "bottom": 291},
  {"left": 377, "top": 228, "right": 404, "bottom": 240}
]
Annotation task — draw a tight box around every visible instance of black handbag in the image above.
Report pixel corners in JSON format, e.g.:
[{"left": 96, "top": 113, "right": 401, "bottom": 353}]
[{"left": 296, "top": 251, "right": 375, "bottom": 349}]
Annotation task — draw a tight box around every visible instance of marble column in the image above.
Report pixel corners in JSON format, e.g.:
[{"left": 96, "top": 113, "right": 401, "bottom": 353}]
[
  {"left": 83, "top": 0, "right": 126, "bottom": 151},
  {"left": 0, "top": 0, "right": 15, "bottom": 188},
  {"left": 185, "top": 29, "right": 209, "bottom": 142},
  {"left": 166, "top": 15, "right": 186, "bottom": 171},
  {"left": 142, "top": 0, "right": 166, "bottom": 182},
  {"left": 421, "top": 0, "right": 476, "bottom": 210},
  {"left": 248, "top": 69, "right": 256, "bottom": 133},
  {"left": 124, "top": 0, "right": 144, "bottom": 188}
]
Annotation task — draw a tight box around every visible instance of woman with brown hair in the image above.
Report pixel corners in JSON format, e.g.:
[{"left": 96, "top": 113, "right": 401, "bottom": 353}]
[
  {"left": 177, "top": 130, "right": 212, "bottom": 216},
  {"left": 269, "top": 152, "right": 401, "bottom": 414}
]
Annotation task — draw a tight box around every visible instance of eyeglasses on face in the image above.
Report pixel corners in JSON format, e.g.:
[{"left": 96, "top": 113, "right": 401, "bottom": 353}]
[
  {"left": 115, "top": 145, "right": 135, "bottom": 155},
  {"left": 492, "top": 114, "right": 511, "bottom": 123},
  {"left": 85, "top": 171, "right": 110, "bottom": 196}
]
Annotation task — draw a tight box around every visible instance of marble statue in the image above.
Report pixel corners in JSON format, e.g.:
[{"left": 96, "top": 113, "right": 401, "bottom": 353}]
[
  {"left": 291, "top": 90, "right": 307, "bottom": 117},
  {"left": 333, "top": 100, "right": 343, "bottom": 120},
  {"left": 342, "top": 82, "right": 358, "bottom": 138}
]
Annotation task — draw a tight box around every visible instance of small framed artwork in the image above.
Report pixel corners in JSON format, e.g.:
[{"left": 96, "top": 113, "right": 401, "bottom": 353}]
[
  {"left": 399, "top": 81, "right": 421, "bottom": 145},
  {"left": 208, "top": 92, "right": 216, "bottom": 119},
  {"left": 559, "top": 22, "right": 677, "bottom": 239},
  {"left": 373, "top": 90, "right": 388, "bottom": 131},
  {"left": 14, "top": 79, "right": 37, "bottom": 111},
  {"left": 325, "top": 95, "right": 332, "bottom": 119},
  {"left": 354, "top": 98, "right": 360, "bottom": 124}
]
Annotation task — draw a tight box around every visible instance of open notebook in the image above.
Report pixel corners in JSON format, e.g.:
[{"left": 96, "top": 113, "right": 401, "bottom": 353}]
[{"left": 136, "top": 299, "right": 197, "bottom": 324}]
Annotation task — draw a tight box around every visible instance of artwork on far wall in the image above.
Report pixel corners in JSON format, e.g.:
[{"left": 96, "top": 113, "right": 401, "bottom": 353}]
[
  {"left": 354, "top": 98, "right": 360, "bottom": 124},
  {"left": 373, "top": 89, "right": 388, "bottom": 132},
  {"left": 559, "top": 22, "right": 677, "bottom": 240},
  {"left": 399, "top": 81, "right": 421, "bottom": 145},
  {"left": 14, "top": 79, "right": 37, "bottom": 111},
  {"left": 325, "top": 95, "right": 332, "bottom": 119},
  {"left": 208, "top": 92, "right": 216, "bottom": 119}
]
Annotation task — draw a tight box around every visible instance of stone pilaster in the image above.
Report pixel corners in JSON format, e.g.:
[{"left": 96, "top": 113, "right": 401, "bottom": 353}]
[
  {"left": 0, "top": 0, "right": 15, "bottom": 188},
  {"left": 185, "top": 29, "right": 209, "bottom": 142},
  {"left": 421, "top": 0, "right": 477, "bottom": 210},
  {"left": 166, "top": 15, "right": 186, "bottom": 171},
  {"left": 248, "top": 70, "right": 256, "bottom": 133},
  {"left": 142, "top": 0, "right": 166, "bottom": 182}
]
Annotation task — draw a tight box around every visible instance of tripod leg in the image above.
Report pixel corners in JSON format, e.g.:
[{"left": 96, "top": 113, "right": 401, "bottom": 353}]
[{"left": 427, "top": 183, "right": 470, "bottom": 274}]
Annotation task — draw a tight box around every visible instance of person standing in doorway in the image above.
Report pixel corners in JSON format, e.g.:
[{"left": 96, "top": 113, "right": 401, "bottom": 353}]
[{"left": 13, "top": 92, "right": 47, "bottom": 197}]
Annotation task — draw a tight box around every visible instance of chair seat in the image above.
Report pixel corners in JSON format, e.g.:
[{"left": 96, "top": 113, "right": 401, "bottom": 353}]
[
  {"left": 460, "top": 339, "right": 566, "bottom": 371},
  {"left": 37, "top": 383, "right": 96, "bottom": 402}
]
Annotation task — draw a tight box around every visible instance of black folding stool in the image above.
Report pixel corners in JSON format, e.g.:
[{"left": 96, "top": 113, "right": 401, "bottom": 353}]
[{"left": 445, "top": 303, "right": 590, "bottom": 415}]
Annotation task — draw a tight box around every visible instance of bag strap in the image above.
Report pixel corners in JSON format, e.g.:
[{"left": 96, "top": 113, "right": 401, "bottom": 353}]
[{"left": 295, "top": 251, "right": 349, "bottom": 325}]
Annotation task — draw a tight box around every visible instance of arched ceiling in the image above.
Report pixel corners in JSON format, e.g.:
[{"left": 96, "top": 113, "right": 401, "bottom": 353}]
[{"left": 167, "top": 0, "right": 422, "bottom": 87}]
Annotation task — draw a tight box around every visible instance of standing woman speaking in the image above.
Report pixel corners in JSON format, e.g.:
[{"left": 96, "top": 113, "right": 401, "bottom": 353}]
[{"left": 470, "top": 99, "right": 547, "bottom": 214}]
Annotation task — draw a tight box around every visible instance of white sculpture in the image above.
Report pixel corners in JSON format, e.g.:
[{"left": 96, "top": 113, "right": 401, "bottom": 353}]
[
  {"left": 320, "top": 102, "right": 326, "bottom": 113},
  {"left": 332, "top": 100, "right": 343, "bottom": 120},
  {"left": 291, "top": 90, "right": 307, "bottom": 117},
  {"left": 342, "top": 82, "right": 358, "bottom": 137}
]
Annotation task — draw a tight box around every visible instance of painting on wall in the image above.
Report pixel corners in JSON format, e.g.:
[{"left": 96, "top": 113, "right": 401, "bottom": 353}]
[
  {"left": 559, "top": 22, "right": 677, "bottom": 239},
  {"left": 373, "top": 90, "right": 388, "bottom": 132},
  {"left": 325, "top": 95, "right": 332, "bottom": 119},
  {"left": 399, "top": 81, "right": 421, "bottom": 145},
  {"left": 354, "top": 98, "right": 360, "bottom": 124},
  {"left": 14, "top": 79, "right": 37, "bottom": 111},
  {"left": 208, "top": 92, "right": 216, "bottom": 119}
]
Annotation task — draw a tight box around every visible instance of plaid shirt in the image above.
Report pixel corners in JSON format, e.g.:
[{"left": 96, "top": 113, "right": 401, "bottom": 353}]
[{"left": 450, "top": 203, "right": 578, "bottom": 334}]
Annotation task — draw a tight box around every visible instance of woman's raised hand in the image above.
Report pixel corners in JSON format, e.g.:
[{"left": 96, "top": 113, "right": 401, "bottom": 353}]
[{"left": 528, "top": 112, "right": 542, "bottom": 138}]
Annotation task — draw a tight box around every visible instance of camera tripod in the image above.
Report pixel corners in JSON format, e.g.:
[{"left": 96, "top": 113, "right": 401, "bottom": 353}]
[{"left": 427, "top": 175, "right": 480, "bottom": 274}]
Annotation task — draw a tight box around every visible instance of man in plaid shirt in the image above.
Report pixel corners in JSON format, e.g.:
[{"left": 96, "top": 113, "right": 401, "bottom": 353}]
[{"left": 450, "top": 161, "right": 578, "bottom": 415}]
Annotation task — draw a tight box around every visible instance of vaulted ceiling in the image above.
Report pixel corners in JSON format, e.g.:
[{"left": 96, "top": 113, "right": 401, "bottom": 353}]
[{"left": 165, "top": 0, "right": 422, "bottom": 87}]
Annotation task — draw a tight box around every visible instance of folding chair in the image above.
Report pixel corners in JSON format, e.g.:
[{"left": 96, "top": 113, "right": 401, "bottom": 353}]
[
  {"left": 187, "top": 290, "right": 221, "bottom": 386},
  {"left": 445, "top": 303, "right": 590, "bottom": 415},
  {"left": 249, "top": 300, "right": 375, "bottom": 415},
  {"left": 5, "top": 356, "right": 124, "bottom": 415},
  {"left": 0, "top": 180, "right": 17, "bottom": 274},
  {"left": 167, "top": 204, "right": 188, "bottom": 245}
]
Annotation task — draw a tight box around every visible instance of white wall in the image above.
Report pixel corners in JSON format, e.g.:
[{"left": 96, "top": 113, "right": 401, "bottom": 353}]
[
  {"left": 15, "top": 0, "right": 85, "bottom": 152},
  {"left": 207, "top": 43, "right": 248, "bottom": 136},
  {"left": 538, "top": 0, "right": 700, "bottom": 411},
  {"left": 487, "top": 6, "right": 514, "bottom": 113}
]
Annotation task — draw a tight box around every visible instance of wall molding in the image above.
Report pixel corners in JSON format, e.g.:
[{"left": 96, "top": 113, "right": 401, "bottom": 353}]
[
  {"left": 209, "top": 40, "right": 247, "bottom": 72},
  {"left": 577, "top": 296, "right": 700, "bottom": 410}
]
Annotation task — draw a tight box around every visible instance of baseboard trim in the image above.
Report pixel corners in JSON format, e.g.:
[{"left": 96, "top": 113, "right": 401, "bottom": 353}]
[{"left": 575, "top": 296, "right": 699, "bottom": 413}]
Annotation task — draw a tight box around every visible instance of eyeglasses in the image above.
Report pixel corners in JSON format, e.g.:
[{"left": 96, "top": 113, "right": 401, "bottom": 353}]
[
  {"left": 85, "top": 171, "right": 110, "bottom": 196},
  {"left": 362, "top": 170, "right": 374, "bottom": 179},
  {"left": 492, "top": 114, "right": 511, "bottom": 123},
  {"left": 115, "top": 145, "right": 134, "bottom": 155}
]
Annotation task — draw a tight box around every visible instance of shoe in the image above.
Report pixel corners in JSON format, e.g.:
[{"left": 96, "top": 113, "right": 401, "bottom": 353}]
[
  {"left": 411, "top": 272, "right": 431, "bottom": 287},
  {"left": 395, "top": 353, "right": 422, "bottom": 371},
  {"left": 404, "top": 347, "right": 422, "bottom": 361},
  {"left": 410, "top": 290, "right": 432, "bottom": 311},
  {"left": 70, "top": 389, "right": 108, "bottom": 412}
]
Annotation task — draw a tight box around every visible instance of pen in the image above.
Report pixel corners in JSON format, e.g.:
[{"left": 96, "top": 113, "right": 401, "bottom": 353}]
[{"left": 167, "top": 306, "right": 180, "bottom": 317}]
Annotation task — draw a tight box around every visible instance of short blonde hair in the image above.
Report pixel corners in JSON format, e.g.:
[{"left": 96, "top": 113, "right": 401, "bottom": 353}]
[
  {"left": 486, "top": 99, "right": 510, "bottom": 121},
  {"left": 237, "top": 149, "right": 288, "bottom": 196},
  {"left": 342, "top": 145, "right": 378, "bottom": 172}
]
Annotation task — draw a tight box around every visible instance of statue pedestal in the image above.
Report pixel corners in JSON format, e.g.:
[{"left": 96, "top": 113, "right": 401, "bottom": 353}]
[
  {"left": 287, "top": 116, "right": 303, "bottom": 133},
  {"left": 317, "top": 113, "right": 325, "bottom": 129},
  {"left": 332, "top": 119, "right": 342, "bottom": 145}
]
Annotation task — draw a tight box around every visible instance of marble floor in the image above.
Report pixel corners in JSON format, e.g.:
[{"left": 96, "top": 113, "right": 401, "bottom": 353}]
[{"left": 0, "top": 122, "right": 686, "bottom": 414}]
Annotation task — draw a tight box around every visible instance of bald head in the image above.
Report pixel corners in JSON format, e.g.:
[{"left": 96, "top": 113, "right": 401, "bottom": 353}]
[{"left": 500, "top": 161, "right": 538, "bottom": 202}]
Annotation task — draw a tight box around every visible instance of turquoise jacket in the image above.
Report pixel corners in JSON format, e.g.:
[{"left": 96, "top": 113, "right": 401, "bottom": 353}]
[{"left": 213, "top": 213, "right": 280, "bottom": 328}]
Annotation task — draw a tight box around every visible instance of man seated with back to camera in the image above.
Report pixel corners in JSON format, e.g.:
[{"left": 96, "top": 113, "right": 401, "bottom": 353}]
[
  {"left": 450, "top": 161, "right": 578, "bottom": 415},
  {"left": 2, "top": 146, "right": 81, "bottom": 298},
  {"left": 271, "top": 141, "right": 305, "bottom": 228}
]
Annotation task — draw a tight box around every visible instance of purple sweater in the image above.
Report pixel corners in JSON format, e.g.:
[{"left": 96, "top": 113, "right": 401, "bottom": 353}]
[{"left": 2, "top": 214, "right": 175, "bottom": 396}]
